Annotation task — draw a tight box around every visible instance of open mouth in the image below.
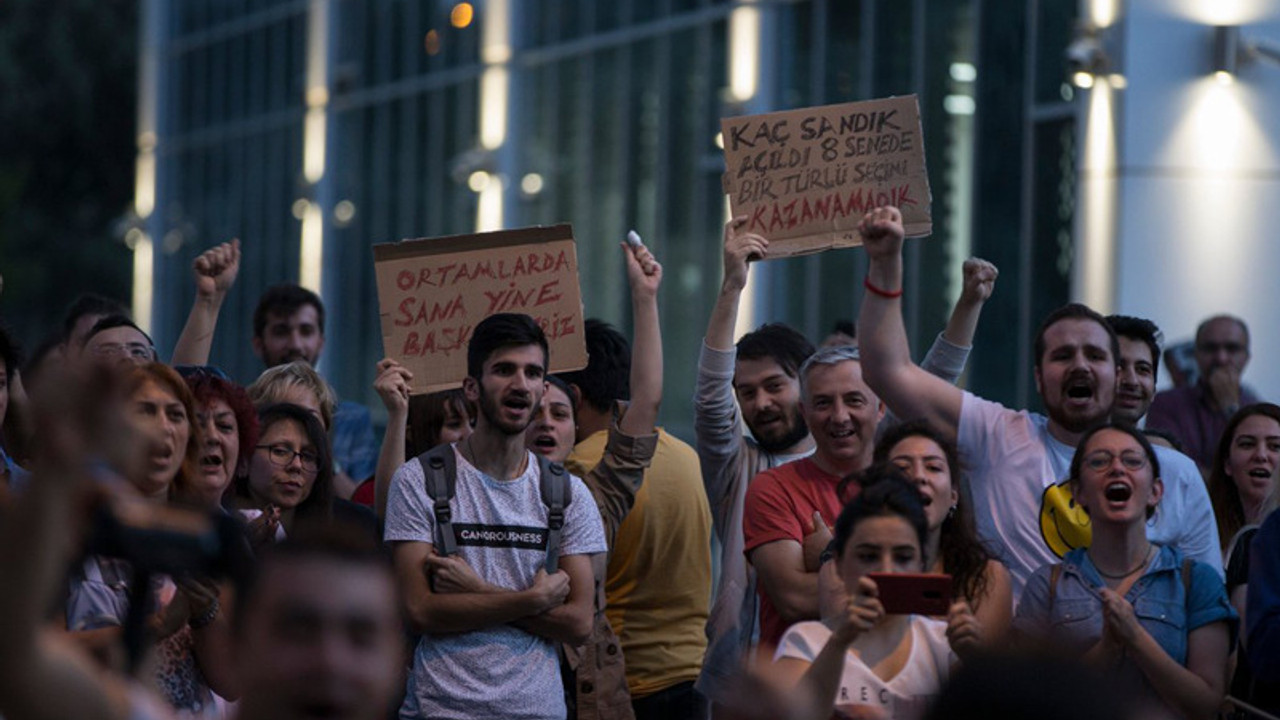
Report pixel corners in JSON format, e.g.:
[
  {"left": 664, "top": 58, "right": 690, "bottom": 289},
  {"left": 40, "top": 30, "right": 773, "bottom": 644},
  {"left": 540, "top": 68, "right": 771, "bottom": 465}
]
[
  {"left": 1249, "top": 468, "right": 1273, "bottom": 479},
  {"left": 503, "top": 395, "right": 531, "bottom": 411},
  {"left": 531, "top": 434, "right": 558, "bottom": 452},
  {"left": 1104, "top": 482, "right": 1132, "bottom": 502},
  {"left": 200, "top": 454, "right": 223, "bottom": 469},
  {"left": 1065, "top": 380, "right": 1093, "bottom": 400}
]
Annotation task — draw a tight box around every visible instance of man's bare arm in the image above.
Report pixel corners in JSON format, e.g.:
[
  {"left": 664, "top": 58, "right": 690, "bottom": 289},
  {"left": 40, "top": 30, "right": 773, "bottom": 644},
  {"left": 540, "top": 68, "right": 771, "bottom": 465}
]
[
  {"left": 511, "top": 553, "right": 595, "bottom": 645},
  {"left": 750, "top": 540, "right": 819, "bottom": 626},
  {"left": 856, "top": 207, "right": 964, "bottom": 443}
]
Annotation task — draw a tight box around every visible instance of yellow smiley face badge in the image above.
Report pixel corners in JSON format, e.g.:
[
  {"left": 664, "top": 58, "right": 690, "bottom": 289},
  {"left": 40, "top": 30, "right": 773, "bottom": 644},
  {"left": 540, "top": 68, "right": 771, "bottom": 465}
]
[{"left": 1039, "top": 478, "right": 1092, "bottom": 558}]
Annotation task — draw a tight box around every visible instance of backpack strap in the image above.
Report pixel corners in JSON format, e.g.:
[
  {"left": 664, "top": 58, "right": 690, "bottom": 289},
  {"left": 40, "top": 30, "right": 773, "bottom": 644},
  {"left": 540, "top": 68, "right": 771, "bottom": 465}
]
[
  {"left": 1048, "top": 563, "right": 1063, "bottom": 616},
  {"left": 537, "top": 455, "right": 572, "bottom": 573},
  {"left": 417, "top": 444, "right": 459, "bottom": 557},
  {"left": 1181, "top": 557, "right": 1193, "bottom": 594}
]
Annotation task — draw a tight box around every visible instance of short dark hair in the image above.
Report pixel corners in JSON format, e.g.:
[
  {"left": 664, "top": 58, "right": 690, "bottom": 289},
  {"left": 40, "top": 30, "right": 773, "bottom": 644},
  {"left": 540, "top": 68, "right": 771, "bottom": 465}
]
[
  {"left": 232, "top": 522, "right": 389, "bottom": 634},
  {"left": 466, "top": 313, "right": 549, "bottom": 380},
  {"left": 253, "top": 284, "right": 325, "bottom": 339},
  {"left": 85, "top": 315, "right": 157, "bottom": 360},
  {"left": 554, "top": 319, "right": 629, "bottom": 414},
  {"left": 0, "top": 324, "right": 22, "bottom": 382},
  {"left": 1033, "top": 303, "right": 1119, "bottom": 369},
  {"left": 62, "top": 293, "right": 129, "bottom": 340},
  {"left": 1106, "top": 314, "right": 1162, "bottom": 377},
  {"left": 736, "top": 323, "right": 815, "bottom": 379},
  {"left": 406, "top": 388, "right": 473, "bottom": 457},
  {"left": 833, "top": 466, "right": 929, "bottom": 560}
]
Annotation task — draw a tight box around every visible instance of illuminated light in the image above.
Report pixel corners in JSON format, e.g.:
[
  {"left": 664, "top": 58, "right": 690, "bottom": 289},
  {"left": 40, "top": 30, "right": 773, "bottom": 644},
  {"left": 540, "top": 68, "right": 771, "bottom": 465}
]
[
  {"left": 1073, "top": 71, "right": 1095, "bottom": 89},
  {"left": 468, "top": 171, "right": 491, "bottom": 192},
  {"left": 714, "top": 132, "right": 724, "bottom": 150},
  {"left": 305, "top": 87, "right": 329, "bottom": 108},
  {"left": 333, "top": 200, "right": 356, "bottom": 224},
  {"left": 949, "top": 62, "right": 977, "bottom": 82},
  {"left": 479, "top": 66, "right": 509, "bottom": 149},
  {"left": 1169, "top": 0, "right": 1259, "bottom": 25},
  {"left": 481, "top": 0, "right": 511, "bottom": 63},
  {"left": 131, "top": 233, "right": 154, "bottom": 334},
  {"left": 520, "top": 173, "right": 544, "bottom": 195},
  {"left": 1215, "top": 70, "right": 1235, "bottom": 85},
  {"left": 303, "top": 108, "right": 327, "bottom": 183},
  {"left": 424, "top": 29, "right": 440, "bottom": 55},
  {"left": 1108, "top": 74, "right": 1127, "bottom": 89},
  {"left": 292, "top": 198, "right": 310, "bottom": 220},
  {"left": 134, "top": 151, "right": 156, "bottom": 219},
  {"left": 1060, "top": 83, "right": 1075, "bottom": 101},
  {"left": 300, "top": 202, "right": 324, "bottom": 293},
  {"left": 728, "top": 3, "right": 761, "bottom": 102},
  {"left": 1089, "top": 0, "right": 1117, "bottom": 28},
  {"left": 1076, "top": 79, "right": 1117, "bottom": 312},
  {"left": 476, "top": 179, "right": 503, "bottom": 232},
  {"left": 124, "top": 227, "right": 143, "bottom": 249},
  {"left": 943, "top": 95, "right": 975, "bottom": 116},
  {"left": 138, "top": 131, "right": 157, "bottom": 152},
  {"left": 450, "top": 2, "right": 474, "bottom": 29}
]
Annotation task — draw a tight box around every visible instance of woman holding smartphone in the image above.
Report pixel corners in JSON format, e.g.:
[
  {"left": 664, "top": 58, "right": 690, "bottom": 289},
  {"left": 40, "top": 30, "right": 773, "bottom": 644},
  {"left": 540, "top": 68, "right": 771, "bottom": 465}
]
[
  {"left": 1014, "top": 421, "right": 1235, "bottom": 720},
  {"left": 771, "top": 468, "right": 976, "bottom": 720}
]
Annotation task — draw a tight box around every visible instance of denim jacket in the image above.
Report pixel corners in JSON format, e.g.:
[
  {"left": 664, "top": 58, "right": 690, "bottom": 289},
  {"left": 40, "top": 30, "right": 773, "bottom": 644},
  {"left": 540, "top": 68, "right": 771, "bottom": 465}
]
[{"left": 1015, "top": 545, "right": 1236, "bottom": 695}]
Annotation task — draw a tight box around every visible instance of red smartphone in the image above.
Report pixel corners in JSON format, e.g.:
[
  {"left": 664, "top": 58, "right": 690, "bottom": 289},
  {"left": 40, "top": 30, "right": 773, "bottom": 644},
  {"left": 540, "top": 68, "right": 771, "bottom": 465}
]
[{"left": 866, "top": 572, "right": 952, "bottom": 616}]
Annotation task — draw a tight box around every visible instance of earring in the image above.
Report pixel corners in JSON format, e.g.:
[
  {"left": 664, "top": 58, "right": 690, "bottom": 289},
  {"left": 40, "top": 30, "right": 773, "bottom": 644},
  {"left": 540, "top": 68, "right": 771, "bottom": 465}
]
[{"left": 947, "top": 504, "right": 957, "bottom": 519}]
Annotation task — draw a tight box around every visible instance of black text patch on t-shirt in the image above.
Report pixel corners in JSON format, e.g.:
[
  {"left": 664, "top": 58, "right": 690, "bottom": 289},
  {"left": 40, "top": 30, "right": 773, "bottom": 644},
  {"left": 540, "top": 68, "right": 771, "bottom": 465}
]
[{"left": 452, "top": 523, "right": 548, "bottom": 550}]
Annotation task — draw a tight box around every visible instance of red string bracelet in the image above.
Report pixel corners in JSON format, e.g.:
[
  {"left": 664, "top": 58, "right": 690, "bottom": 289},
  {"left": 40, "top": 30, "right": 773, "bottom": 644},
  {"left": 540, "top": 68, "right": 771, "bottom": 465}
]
[{"left": 863, "top": 276, "right": 903, "bottom": 299}]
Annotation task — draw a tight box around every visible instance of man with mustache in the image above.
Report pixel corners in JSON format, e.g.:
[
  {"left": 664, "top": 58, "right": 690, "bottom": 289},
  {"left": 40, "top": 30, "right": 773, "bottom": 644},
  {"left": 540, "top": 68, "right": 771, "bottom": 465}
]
[
  {"left": 856, "top": 206, "right": 1221, "bottom": 600},
  {"left": 384, "top": 313, "right": 605, "bottom": 720},
  {"left": 1147, "top": 314, "right": 1260, "bottom": 471}
]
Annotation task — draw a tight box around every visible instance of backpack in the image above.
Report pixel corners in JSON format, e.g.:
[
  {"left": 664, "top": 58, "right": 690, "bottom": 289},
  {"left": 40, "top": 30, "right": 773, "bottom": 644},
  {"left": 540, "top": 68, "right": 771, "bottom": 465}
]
[{"left": 416, "top": 443, "right": 573, "bottom": 573}]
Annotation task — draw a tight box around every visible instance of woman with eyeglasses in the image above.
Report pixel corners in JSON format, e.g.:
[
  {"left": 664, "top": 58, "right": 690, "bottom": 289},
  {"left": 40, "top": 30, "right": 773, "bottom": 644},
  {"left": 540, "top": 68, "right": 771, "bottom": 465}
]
[
  {"left": 1014, "top": 421, "right": 1235, "bottom": 720},
  {"left": 229, "top": 403, "right": 335, "bottom": 547}
]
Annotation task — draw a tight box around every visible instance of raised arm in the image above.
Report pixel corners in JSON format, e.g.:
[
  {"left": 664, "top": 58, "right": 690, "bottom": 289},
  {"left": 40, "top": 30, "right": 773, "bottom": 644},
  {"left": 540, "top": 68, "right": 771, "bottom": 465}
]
[
  {"left": 171, "top": 240, "right": 241, "bottom": 366},
  {"left": 706, "top": 216, "right": 768, "bottom": 352},
  {"left": 857, "top": 207, "right": 964, "bottom": 443},
  {"left": 371, "top": 358, "right": 412, "bottom": 521},
  {"left": 942, "top": 257, "right": 998, "bottom": 348},
  {"left": 618, "top": 238, "right": 663, "bottom": 436}
]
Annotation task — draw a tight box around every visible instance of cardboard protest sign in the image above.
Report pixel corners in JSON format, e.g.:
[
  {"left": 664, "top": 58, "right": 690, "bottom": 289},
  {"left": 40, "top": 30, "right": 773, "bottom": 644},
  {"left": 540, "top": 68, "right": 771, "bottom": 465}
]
[
  {"left": 373, "top": 224, "right": 587, "bottom": 394},
  {"left": 721, "top": 94, "right": 932, "bottom": 258}
]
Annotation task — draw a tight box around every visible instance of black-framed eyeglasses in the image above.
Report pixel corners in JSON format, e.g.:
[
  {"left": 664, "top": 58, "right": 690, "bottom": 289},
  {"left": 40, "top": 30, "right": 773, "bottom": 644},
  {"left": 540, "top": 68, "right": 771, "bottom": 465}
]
[
  {"left": 1083, "top": 450, "right": 1148, "bottom": 472},
  {"left": 255, "top": 443, "right": 320, "bottom": 473}
]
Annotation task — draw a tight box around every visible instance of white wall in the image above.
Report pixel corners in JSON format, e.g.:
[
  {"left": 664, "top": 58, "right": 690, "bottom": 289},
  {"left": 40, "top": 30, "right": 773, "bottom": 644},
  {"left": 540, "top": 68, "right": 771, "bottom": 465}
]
[{"left": 1111, "top": 0, "right": 1280, "bottom": 399}]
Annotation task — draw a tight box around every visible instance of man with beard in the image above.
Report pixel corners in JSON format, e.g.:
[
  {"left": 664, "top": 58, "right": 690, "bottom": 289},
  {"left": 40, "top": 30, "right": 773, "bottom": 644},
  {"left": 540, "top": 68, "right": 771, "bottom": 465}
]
[
  {"left": 1147, "top": 314, "right": 1260, "bottom": 471},
  {"left": 384, "top": 313, "right": 606, "bottom": 720},
  {"left": 742, "top": 345, "right": 885, "bottom": 651},
  {"left": 1105, "top": 314, "right": 1162, "bottom": 426},
  {"left": 856, "top": 206, "right": 1221, "bottom": 600},
  {"left": 695, "top": 218, "right": 988, "bottom": 708}
]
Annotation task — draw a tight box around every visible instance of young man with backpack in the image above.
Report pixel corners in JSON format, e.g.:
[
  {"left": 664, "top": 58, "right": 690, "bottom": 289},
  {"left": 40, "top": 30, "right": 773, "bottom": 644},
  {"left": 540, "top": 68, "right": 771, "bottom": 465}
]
[{"left": 384, "top": 313, "right": 607, "bottom": 720}]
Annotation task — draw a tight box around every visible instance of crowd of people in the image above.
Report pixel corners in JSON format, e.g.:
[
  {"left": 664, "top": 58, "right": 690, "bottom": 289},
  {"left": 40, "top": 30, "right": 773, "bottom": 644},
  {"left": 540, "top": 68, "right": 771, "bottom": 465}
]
[{"left": 0, "top": 205, "right": 1277, "bottom": 720}]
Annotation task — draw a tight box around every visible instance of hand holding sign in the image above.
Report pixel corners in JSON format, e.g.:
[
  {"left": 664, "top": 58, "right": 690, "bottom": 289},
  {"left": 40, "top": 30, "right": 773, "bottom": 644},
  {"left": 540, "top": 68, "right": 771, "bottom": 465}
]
[
  {"left": 720, "top": 95, "right": 931, "bottom": 258},
  {"left": 721, "top": 216, "right": 769, "bottom": 294}
]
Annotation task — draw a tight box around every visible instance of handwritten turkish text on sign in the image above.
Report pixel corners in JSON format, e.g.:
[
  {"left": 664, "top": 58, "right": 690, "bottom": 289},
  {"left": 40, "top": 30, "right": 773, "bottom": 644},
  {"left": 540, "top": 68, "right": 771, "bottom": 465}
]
[
  {"left": 373, "top": 224, "right": 587, "bottom": 394},
  {"left": 721, "top": 95, "right": 932, "bottom": 258}
]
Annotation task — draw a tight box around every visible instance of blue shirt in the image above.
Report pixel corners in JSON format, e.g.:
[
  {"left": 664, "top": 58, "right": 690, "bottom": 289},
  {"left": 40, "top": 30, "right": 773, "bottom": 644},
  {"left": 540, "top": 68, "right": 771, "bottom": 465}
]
[
  {"left": 1015, "top": 545, "right": 1236, "bottom": 700},
  {"left": 331, "top": 400, "right": 377, "bottom": 481}
]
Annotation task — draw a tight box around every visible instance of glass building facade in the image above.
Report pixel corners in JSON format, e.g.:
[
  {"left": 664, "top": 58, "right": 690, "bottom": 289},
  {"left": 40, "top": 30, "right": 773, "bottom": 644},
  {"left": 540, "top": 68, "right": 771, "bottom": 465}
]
[{"left": 140, "top": 0, "right": 1080, "bottom": 435}]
